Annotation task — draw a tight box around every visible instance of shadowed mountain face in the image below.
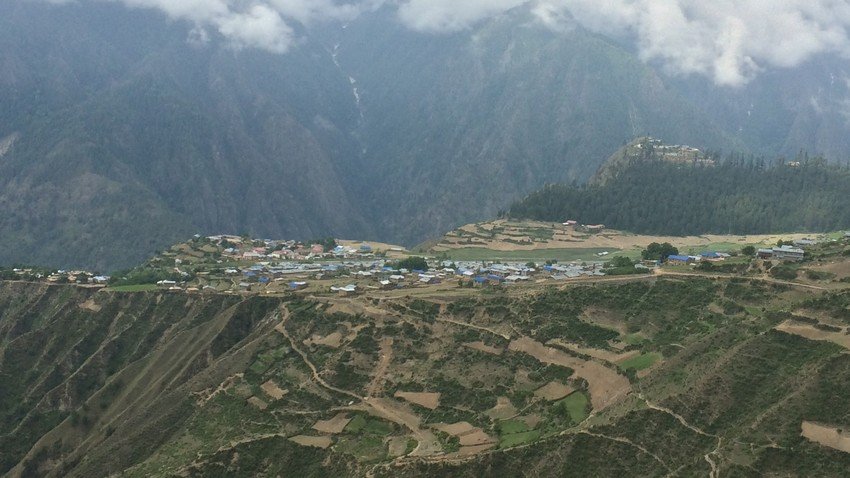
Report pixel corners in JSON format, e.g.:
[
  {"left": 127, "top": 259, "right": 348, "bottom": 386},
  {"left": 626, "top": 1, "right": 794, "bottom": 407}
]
[{"left": 1, "top": 2, "right": 848, "bottom": 270}]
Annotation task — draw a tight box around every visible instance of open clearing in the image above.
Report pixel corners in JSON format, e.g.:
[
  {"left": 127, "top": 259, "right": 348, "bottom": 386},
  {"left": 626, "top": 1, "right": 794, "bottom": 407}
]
[
  {"left": 304, "top": 331, "right": 343, "bottom": 348},
  {"left": 260, "top": 380, "right": 288, "bottom": 400},
  {"left": 387, "top": 436, "right": 411, "bottom": 457},
  {"left": 313, "top": 413, "right": 352, "bottom": 434},
  {"left": 534, "top": 381, "right": 575, "bottom": 401},
  {"left": 431, "top": 219, "right": 822, "bottom": 259},
  {"left": 79, "top": 299, "right": 102, "bottom": 312},
  {"left": 459, "top": 430, "right": 497, "bottom": 447},
  {"left": 487, "top": 397, "right": 518, "bottom": 420},
  {"left": 394, "top": 391, "right": 441, "bottom": 410},
  {"left": 434, "top": 422, "right": 477, "bottom": 436},
  {"left": 247, "top": 396, "right": 268, "bottom": 410},
  {"left": 508, "top": 336, "right": 631, "bottom": 410},
  {"left": 776, "top": 320, "right": 850, "bottom": 350},
  {"left": 289, "top": 435, "right": 334, "bottom": 449},
  {"left": 801, "top": 421, "right": 850, "bottom": 453},
  {"left": 463, "top": 341, "right": 504, "bottom": 355}
]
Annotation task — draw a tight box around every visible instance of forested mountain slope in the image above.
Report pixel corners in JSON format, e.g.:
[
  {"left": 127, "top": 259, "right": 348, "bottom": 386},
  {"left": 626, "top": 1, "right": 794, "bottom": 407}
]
[
  {"left": 2, "top": 2, "right": 850, "bottom": 270},
  {"left": 509, "top": 146, "right": 850, "bottom": 235}
]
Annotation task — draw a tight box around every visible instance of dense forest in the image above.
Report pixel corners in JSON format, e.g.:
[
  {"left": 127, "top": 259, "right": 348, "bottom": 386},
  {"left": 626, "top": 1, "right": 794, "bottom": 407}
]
[{"left": 508, "top": 157, "right": 850, "bottom": 235}]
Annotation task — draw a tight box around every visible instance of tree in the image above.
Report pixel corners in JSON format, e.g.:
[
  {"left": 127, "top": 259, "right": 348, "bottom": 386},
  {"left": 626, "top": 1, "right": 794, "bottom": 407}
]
[
  {"left": 609, "top": 256, "right": 634, "bottom": 268},
  {"left": 396, "top": 256, "right": 429, "bottom": 271},
  {"left": 741, "top": 245, "right": 756, "bottom": 256},
  {"left": 642, "top": 242, "right": 679, "bottom": 261}
]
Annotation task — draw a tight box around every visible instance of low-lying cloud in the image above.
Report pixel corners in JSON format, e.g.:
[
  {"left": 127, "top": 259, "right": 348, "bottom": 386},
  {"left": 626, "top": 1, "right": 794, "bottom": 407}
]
[{"left": 40, "top": 0, "right": 850, "bottom": 86}]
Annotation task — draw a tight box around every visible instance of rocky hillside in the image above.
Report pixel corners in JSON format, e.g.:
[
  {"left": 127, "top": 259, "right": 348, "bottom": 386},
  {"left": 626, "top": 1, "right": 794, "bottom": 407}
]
[{"left": 4, "top": 274, "right": 850, "bottom": 476}]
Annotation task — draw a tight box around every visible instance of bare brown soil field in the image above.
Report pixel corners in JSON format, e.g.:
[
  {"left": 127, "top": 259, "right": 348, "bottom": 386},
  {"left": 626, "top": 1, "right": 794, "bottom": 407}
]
[
  {"left": 776, "top": 320, "right": 850, "bottom": 350},
  {"left": 394, "top": 391, "right": 441, "bottom": 410},
  {"left": 338, "top": 240, "right": 408, "bottom": 258},
  {"left": 312, "top": 413, "right": 352, "bottom": 434},
  {"left": 508, "top": 336, "right": 631, "bottom": 410},
  {"left": 801, "top": 421, "right": 850, "bottom": 453},
  {"left": 458, "top": 430, "right": 497, "bottom": 447},
  {"left": 534, "top": 381, "right": 575, "bottom": 401},
  {"left": 387, "top": 436, "right": 411, "bottom": 457},
  {"left": 434, "top": 422, "right": 476, "bottom": 436},
  {"left": 463, "top": 341, "right": 504, "bottom": 355},
  {"left": 304, "top": 331, "right": 344, "bottom": 348},
  {"left": 260, "top": 380, "right": 288, "bottom": 400},
  {"left": 79, "top": 299, "right": 102, "bottom": 312},
  {"left": 486, "top": 396, "right": 518, "bottom": 420},
  {"left": 355, "top": 398, "right": 442, "bottom": 456},
  {"left": 289, "top": 435, "right": 334, "bottom": 449}
]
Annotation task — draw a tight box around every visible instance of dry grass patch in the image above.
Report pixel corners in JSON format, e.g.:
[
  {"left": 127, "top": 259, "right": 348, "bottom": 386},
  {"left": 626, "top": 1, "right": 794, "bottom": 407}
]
[
  {"left": 486, "top": 396, "right": 518, "bottom": 420},
  {"left": 776, "top": 320, "right": 850, "bottom": 350},
  {"left": 247, "top": 396, "right": 268, "bottom": 410},
  {"left": 312, "top": 413, "right": 352, "bottom": 434},
  {"left": 801, "top": 421, "right": 850, "bottom": 453},
  {"left": 79, "top": 299, "right": 102, "bottom": 312},
  {"left": 434, "top": 422, "right": 477, "bottom": 436},
  {"left": 458, "top": 430, "right": 496, "bottom": 447},
  {"left": 289, "top": 435, "right": 334, "bottom": 449},
  {"left": 394, "top": 391, "right": 441, "bottom": 410},
  {"left": 304, "top": 331, "right": 344, "bottom": 348},
  {"left": 260, "top": 380, "right": 288, "bottom": 400}
]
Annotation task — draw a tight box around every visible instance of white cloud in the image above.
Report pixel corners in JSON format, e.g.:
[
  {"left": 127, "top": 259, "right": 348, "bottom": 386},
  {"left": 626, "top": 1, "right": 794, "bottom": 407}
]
[
  {"left": 542, "top": 0, "right": 850, "bottom": 86},
  {"left": 38, "top": 0, "right": 850, "bottom": 85},
  {"left": 396, "top": 0, "right": 526, "bottom": 33},
  {"left": 393, "top": 0, "right": 850, "bottom": 86}
]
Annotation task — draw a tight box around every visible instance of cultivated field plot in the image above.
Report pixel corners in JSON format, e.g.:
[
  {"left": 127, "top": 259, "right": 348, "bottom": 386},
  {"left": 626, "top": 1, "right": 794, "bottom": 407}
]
[
  {"left": 429, "top": 219, "right": 824, "bottom": 260},
  {"left": 14, "top": 274, "right": 850, "bottom": 477}
]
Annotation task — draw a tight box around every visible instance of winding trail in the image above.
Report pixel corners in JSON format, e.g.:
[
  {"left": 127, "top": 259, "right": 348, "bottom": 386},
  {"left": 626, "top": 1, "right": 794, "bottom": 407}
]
[
  {"left": 366, "top": 337, "right": 394, "bottom": 397},
  {"left": 276, "top": 306, "right": 362, "bottom": 401},
  {"left": 579, "top": 431, "right": 671, "bottom": 471}
]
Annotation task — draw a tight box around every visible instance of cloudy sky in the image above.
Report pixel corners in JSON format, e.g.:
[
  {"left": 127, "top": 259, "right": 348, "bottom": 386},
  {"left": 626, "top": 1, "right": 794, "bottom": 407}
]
[{"left": 43, "top": 0, "right": 850, "bottom": 86}]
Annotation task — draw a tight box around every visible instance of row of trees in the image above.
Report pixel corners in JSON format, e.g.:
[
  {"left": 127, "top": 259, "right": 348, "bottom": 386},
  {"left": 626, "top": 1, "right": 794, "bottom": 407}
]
[{"left": 509, "top": 158, "right": 850, "bottom": 235}]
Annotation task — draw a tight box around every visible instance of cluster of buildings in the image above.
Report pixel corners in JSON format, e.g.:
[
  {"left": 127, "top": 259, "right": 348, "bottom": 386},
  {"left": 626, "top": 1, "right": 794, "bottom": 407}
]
[
  {"left": 207, "top": 235, "right": 387, "bottom": 262},
  {"left": 13, "top": 268, "right": 110, "bottom": 285},
  {"left": 756, "top": 245, "right": 806, "bottom": 262},
  {"left": 181, "top": 255, "right": 608, "bottom": 296},
  {"left": 561, "top": 220, "right": 606, "bottom": 233}
]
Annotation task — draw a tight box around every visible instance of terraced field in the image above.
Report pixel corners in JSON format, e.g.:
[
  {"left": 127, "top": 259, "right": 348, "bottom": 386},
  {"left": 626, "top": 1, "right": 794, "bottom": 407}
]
[{"left": 3, "top": 271, "right": 850, "bottom": 476}]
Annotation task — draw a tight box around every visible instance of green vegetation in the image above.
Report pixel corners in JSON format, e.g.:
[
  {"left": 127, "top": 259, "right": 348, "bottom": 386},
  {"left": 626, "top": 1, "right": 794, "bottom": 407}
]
[
  {"left": 499, "top": 430, "right": 542, "bottom": 448},
  {"left": 553, "top": 392, "right": 590, "bottom": 424},
  {"left": 642, "top": 242, "right": 679, "bottom": 261},
  {"left": 395, "top": 256, "right": 429, "bottom": 272},
  {"left": 618, "top": 352, "right": 662, "bottom": 371},
  {"left": 510, "top": 157, "right": 850, "bottom": 236}
]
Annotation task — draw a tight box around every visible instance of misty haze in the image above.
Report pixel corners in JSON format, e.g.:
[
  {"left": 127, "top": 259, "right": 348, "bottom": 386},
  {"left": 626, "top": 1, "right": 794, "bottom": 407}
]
[{"left": 2, "top": 1, "right": 850, "bottom": 477}]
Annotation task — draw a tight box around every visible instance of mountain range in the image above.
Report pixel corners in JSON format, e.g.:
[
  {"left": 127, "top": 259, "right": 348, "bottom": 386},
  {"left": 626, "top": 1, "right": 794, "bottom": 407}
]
[{"left": 2, "top": 1, "right": 850, "bottom": 270}]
